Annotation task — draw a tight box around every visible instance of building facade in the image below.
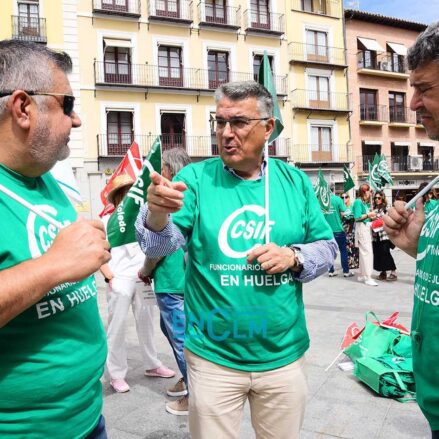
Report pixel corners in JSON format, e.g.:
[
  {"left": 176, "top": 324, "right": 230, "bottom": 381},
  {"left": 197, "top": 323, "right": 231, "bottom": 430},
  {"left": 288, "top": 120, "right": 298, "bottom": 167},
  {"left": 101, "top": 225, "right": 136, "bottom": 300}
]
[{"left": 345, "top": 9, "right": 439, "bottom": 202}]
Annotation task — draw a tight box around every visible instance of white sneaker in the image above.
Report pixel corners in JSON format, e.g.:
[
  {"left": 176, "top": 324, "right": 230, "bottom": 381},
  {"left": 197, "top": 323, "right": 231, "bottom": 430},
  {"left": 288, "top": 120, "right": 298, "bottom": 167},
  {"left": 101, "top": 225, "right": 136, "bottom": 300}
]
[
  {"left": 343, "top": 272, "right": 354, "bottom": 278},
  {"left": 328, "top": 272, "right": 338, "bottom": 277},
  {"left": 357, "top": 276, "right": 365, "bottom": 282},
  {"left": 364, "top": 279, "right": 378, "bottom": 286}
]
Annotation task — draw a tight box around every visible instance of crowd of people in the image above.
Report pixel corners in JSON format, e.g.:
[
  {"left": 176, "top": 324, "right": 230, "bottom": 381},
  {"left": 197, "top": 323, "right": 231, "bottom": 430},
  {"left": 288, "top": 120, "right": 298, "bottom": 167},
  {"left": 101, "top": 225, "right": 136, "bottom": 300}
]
[{"left": 0, "top": 19, "right": 439, "bottom": 439}]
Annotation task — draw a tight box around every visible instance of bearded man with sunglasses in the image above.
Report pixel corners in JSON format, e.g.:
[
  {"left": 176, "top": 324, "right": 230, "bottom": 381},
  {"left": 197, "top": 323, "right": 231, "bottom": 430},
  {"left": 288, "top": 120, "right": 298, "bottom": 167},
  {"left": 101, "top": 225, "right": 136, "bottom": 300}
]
[
  {"left": 0, "top": 40, "right": 110, "bottom": 438},
  {"left": 136, "top": 81, "right": 337, "bottom": 439}
]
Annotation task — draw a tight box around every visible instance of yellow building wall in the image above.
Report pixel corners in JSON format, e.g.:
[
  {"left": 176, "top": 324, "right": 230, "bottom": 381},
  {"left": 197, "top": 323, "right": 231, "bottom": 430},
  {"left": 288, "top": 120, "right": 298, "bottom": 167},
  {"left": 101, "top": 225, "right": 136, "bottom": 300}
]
[
  {"left": 0, "top": 2, "right": 13, "bottom": 40},
  {"left": 44, "top": 0, "right": 64, "bottom": 46}
]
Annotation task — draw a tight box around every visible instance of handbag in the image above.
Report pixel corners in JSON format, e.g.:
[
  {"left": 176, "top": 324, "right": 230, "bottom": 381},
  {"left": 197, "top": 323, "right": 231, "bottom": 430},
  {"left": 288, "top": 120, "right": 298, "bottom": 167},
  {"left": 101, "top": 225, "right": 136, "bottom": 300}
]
[{"left": 371, "top": 218, "right": 384, "bottom": 232}]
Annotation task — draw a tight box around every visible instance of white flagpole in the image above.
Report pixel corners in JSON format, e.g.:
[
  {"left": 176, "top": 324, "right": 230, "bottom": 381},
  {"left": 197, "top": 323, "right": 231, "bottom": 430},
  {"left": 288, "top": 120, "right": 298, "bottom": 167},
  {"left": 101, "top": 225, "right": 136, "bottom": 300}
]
[
  {"left": 405, "top": 174, "right": 439, "bottom": 210},
  {"left": 0, "top": 184, "right": 64, "bottom": 229},
  {"left": 264, "top": 142, "right": 270, "bottom": 244}
]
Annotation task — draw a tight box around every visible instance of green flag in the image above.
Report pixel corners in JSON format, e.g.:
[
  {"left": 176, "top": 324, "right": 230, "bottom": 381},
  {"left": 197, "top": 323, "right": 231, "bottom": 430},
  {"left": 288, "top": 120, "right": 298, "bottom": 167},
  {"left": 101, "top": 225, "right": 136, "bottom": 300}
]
[
  {"left": 368, "top": 158, "right": 382, "bottom": 191},
  {"left": 378, "top": 154, "right": 394, "bottom": 185},
  {"left": 314, "top": 169, "right": 332, "bottom": 213},
  {"left": 258, "top": 51, "right": 283, "bottom": 144},
  {"left": 343, "top": 164, "right": 355, "bottom": 193},
  {"left": 107, "top": 137, "right": 161, "bottom": 248}
]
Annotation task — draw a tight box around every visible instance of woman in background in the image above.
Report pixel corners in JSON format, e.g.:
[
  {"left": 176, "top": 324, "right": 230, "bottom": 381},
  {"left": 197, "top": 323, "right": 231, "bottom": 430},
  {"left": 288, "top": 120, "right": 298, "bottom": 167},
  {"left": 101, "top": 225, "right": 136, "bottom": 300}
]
[
  {"left": 352, "top": 183, "right": 377, "bottom": 286},
  {"left": 340, "top": 192, "right": 359, "bottom": 270},
  {"left": 371, "top": 191, "right": 397, "bottom": 281}
]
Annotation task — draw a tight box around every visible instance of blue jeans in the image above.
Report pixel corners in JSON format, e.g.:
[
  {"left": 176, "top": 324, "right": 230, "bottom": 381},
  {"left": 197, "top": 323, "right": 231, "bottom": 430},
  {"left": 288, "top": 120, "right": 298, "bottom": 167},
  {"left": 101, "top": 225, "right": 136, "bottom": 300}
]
[
  {"left": 85, "top": 416, "right": 107, "bottom": 439},
  {"left": 155, "top": 293, "right": 187, "bottom": 385},
  {"left": 330, "top": 231, "right": 349, "bottom": 274}
]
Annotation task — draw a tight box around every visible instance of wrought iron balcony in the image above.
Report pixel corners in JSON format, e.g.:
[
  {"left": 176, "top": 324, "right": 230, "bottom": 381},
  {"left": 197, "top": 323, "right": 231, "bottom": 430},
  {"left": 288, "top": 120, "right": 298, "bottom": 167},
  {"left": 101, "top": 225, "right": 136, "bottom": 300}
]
[
  {"left": 243, "top": 10, "right": 284, "bottom": 35},
  {"left": 389, "top": 107, "right": 416, "bottom": 125},
  {"left": 357, "top": 154, "right": 439, "bottom": 173},
  {"left": 291, "top": 0, "right": 340, "bottom": 17},
  {"left": 292, "top": 144, "right": 352, "bottom": 165},
  {"left": 198, "top": 2, "right": 240, "bottom": 29},
  {"left": 288, "top": 42, "right": 346, "bottom": 66},
  {"left": 97, "top": 134, "right": 290, "bottom": 158},
  {"left": 292, "top": 89, "right": 351, "bottom": 112},
  {"left": 147, "top": 0, "right": 193, "bottom": 23},
  {"left": 359, "top": 105, "right": 388, "bottom": 123},
  {"left": 11, "top": 16, "right": 47, "bottom": 43},
  {"left": 94, "top": 61, "right": 288, "bottom": 94},
  {"left": 357, "top": 52, "right": 407, "bottom": 75},
  {"left": 92, "top": 0, "right": 141, "bottom": 16}
]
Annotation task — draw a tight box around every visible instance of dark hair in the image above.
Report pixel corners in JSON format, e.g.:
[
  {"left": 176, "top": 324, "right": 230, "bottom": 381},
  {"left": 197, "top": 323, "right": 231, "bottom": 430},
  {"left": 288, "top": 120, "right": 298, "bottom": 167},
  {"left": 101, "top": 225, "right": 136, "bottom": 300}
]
[
  {"left": 214, "top": 81, "right": 273, "bottom": 118},
  {"left": 0, "top": 40, "right": 72, "bottom": 115},
  {"left": 407, "top": 21, "right": 439, "bottom": 70},
  {"left": 373, "top": 190, "right": 387, "bottom": 210}
]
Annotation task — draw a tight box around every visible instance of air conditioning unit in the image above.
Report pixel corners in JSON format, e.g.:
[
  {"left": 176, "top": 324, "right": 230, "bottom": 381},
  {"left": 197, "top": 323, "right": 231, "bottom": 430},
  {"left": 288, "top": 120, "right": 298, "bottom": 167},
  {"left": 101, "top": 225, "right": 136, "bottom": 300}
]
[
  {"left": 409, "top": 155, "right": 423, "bottom": 171},
  {"left": 380, "top": 61, "right": 390, "bottom": 71}
]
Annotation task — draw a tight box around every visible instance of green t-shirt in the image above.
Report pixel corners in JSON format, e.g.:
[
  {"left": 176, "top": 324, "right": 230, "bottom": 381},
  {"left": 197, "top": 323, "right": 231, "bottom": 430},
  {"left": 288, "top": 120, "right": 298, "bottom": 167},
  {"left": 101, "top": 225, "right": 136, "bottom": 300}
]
[
  {"left": 153, "top": 248, "right": 185, "bottom": 294},
  {"left": 352, "top": 198, "right": 372, "bottom": 223},
  {"left": 412, "top": 202, "right": 439, "bottom": 429},
  {"left": 172, "top": 158, "right": 333, "bottom": 372},
  {"left": 323, "top": 194, "right": 346, "bottom": 233},
  {"left": 0, "top": 164, "right": 106, "bottom": 439}
]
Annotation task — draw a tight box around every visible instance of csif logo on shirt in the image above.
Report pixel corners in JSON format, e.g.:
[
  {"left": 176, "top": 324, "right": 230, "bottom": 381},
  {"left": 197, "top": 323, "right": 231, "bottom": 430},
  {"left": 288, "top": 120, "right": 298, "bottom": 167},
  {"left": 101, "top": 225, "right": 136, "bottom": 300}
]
[
  {"left": 26, "top": 205, "right": 71, "bottom": 258},
  {"left": 218, "top": 205, "right": 275, "bottom": 258}
]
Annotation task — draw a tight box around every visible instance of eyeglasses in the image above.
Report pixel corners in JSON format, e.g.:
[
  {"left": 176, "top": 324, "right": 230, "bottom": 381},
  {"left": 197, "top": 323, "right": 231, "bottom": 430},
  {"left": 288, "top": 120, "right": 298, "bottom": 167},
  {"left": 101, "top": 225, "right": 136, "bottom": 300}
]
[
  {"left": 211, "top": 116, "right": 269, "bottom": 132},
  {"left": 341, "top": 195, "right": 350, "bottom": 199},
  {"left": 0, "top": 90, "right": 75, "bottom": 116},
  {"left": 374, "top": 196, "right": 382, "bottom": 200}
]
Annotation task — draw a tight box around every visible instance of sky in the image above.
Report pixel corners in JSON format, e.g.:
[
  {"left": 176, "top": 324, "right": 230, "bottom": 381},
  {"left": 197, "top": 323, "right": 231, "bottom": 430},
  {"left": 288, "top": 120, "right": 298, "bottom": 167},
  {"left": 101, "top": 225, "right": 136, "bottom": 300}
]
[{"left": 343, "top": 0, "right": 439, "bottom": 25}]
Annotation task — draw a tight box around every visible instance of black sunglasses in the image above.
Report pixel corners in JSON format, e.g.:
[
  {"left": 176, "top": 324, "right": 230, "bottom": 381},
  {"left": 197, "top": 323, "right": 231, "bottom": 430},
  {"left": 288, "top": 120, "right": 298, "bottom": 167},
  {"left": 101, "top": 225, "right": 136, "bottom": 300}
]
[
  {"left": 374, "top": 196, "right": 382, "bottom": 200},
  {"left": 341, "top": 195, "right": 350, "bottom": 199},
  {"left": 0, "top": 90, "right": 75, "bottom": 116}
]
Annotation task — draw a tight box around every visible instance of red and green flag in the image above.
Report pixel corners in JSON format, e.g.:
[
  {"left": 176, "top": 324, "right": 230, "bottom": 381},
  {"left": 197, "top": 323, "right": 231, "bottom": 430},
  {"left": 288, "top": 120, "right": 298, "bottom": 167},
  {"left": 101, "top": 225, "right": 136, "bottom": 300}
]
[{"left": 107, "top": 137, "right": 161, "bottom": 248}]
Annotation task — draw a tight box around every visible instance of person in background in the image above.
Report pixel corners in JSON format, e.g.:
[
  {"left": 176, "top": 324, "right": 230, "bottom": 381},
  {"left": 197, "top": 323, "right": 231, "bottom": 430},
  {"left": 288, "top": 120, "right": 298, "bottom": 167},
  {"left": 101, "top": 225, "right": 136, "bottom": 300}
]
[
  {"left": 419, "top": 182, "right": 438, "bottom": 215},
  {"left": 323, "top": 186, "right": 353, "bottom": 278},
  {"left": 384, "top": 21, "right": 439, "bottom": 438},
  {"left": 340, "top": 192, "right": 359, "bottom": 270},
  {"left": 100, "top": 175, "right": 175, "bottom": 394},
  {"left": 138, "top": 147, "right": 191, "bottom": 416},
  {"left": 371, "top": 191, "right": 397, "bottom": 281},
  {"left": 352, "top": 183, "right": 377, "bottom": 286},
  {"left": 0, "top": 40, "right": 110, "bottom": 438}
]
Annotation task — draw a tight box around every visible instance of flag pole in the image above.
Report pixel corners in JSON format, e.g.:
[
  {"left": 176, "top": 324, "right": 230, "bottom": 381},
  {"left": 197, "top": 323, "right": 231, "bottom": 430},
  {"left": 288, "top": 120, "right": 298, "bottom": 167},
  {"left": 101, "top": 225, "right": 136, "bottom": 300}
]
[
  {"left": 264, "top": 142, "right": 270, "bottom": 244},
  {"left": 0, "top": 184, "right": 64, "bottom": 229},
  {"left": 405, "top": 174, "right": 439, "bottom": 210}
]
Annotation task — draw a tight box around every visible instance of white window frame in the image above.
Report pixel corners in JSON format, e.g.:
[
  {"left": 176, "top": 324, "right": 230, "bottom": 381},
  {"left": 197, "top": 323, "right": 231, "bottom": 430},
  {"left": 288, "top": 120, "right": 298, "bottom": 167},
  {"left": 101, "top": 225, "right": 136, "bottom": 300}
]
[{"left": 307, "top": 118, "right": 338, "bottom": 162}]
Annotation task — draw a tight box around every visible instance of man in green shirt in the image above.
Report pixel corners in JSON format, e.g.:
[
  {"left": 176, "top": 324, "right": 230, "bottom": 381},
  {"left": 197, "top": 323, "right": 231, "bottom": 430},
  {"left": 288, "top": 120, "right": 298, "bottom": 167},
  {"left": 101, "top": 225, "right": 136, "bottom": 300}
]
[
  {"left": 136, "top": 81, "right": 337, "bottom": 439},
  {"left": 0, "top": 41, "right": 110, "bottom": 438},
  {"left": 384, "top": 22, "right": 439, "bottom": 439},
  {"left": 322, "top": 188, "right": 353, "bottom": 278}
]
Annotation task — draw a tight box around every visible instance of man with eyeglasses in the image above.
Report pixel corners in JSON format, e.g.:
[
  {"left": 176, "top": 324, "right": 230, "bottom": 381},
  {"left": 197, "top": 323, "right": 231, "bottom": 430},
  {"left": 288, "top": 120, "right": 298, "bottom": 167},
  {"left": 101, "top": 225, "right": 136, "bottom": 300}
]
[
  {"left": 136, "top": 81, "right": 337, "bottom": 439},
  {"left": 384, "top": 22, "right": 439, "bottom": 439},
  {"left": 0, "top": 40, "right": 110, "bottom": 438}
]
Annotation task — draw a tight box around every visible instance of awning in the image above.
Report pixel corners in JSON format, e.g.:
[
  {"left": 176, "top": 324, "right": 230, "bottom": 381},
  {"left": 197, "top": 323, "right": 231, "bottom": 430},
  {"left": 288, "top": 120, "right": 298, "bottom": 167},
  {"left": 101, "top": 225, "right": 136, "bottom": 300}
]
[
  {"left": 103, "top": 38, "right": 132, "bottom": 48},
  {"left": 419, "top": 142, "right": 435, "bottom": 147},
  {"left": 393, "top": 141, "right": 410, "bottom": 146},
  {"left": 358, "top": 37, "right": 385, "bottom": 53},
  {"left": 364, "top": 140, "right": 383, "bottom": 145},
  {"left": 387, "top": 42, "right": 407, "bottom": 56}
]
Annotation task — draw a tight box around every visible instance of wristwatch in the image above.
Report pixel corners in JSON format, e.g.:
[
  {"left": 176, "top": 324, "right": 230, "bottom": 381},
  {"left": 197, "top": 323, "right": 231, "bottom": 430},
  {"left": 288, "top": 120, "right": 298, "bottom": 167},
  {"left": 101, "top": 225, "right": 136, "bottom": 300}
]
[{"left": 290, "top": 246, "right": 305, "bottom": 272}]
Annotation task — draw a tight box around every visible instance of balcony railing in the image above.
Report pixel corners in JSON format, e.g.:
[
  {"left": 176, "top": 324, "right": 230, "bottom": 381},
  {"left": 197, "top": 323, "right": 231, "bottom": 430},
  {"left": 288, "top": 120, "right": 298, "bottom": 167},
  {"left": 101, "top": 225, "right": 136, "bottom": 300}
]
[
  {"left": 92, "top": 0, "right": 141, "bottom": 16},
  {"left": 357, "top": 52, "right": 407, "bottom": 74},
  {"left": 94, "top": 61, "right": 288, "bottom": 94},
  {"left": 292, "top": 89, "right": 351, "bottom": 112},
  {"left": 359, "top": 105, "right": 388, "bottom": 122},
  {"left": 147, "top": 0, "right": 193, "bottom": 22},
  {"left": 198, "top": 2, "right": 240, "bottom": 28},
  {"left": 98, "top": 134, "right": 290, "bottom": 157},
  {"left": 292, "top": 144, "right": 352, "bottom": 164},
  {"left": 389, "top": 106, "right": 416, "bottom": 124},
  {"left": 291, "top": 0, "right": 340, "bottom": 17},
  {"left": 358, "top": 154, "right": 439, "bottom": 173},
  {"left": 243, "top": 10, "right": 284, "bottom": 34},
  {"left": 11, "top": 16, "right": 47, "bottom": 43},
  {"left": 288, "top": 42, "right": 346, "bottom": 66}
]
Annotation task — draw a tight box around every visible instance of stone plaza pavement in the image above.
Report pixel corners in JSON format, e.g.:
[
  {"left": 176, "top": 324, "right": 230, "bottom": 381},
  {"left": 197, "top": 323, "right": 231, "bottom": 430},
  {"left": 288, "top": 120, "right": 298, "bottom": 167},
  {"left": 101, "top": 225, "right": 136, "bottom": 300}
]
[{"left": 96, "top": 249, "right": 431, "bottom": 439}]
